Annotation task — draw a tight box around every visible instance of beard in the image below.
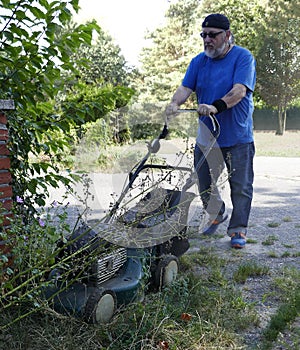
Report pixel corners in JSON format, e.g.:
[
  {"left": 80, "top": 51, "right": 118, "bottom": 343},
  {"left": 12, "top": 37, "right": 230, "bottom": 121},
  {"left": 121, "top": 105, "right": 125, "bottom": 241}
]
[{"left": 204, "top": 41, "right": 227, "bottom": 59}]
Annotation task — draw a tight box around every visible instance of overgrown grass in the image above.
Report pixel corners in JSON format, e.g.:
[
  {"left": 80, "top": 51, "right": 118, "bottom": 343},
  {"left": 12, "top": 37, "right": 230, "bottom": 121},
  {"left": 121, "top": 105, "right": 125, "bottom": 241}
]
[
  {"left": 261, "top": 267, "right": 300, "bottom": 350},
  {"left": 233, "top": 261, "right": 270, "bottom": 283},
  {"left": 2, "top": 243, "right": 300, "bottom": 349},
  {"left": 1, "top": 251, "right": 259, "bottom": 350},
  {"left": 262, "top": 235, "right": 279, "bottom": 246}
]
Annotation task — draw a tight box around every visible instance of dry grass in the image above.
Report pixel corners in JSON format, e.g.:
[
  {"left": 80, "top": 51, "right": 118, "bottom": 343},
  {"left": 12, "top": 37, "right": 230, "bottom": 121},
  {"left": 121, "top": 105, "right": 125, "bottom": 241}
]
[
  {"left": 166, "top": 130, "right": 300, "bottom": 158},
  {"left": 254, "top": 130, "right": 300, "bottom": 157}
]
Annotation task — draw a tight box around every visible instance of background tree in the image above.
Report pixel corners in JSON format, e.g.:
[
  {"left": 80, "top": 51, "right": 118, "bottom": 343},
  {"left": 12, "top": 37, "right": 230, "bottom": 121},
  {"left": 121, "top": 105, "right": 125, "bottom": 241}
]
[
  {"left": 72, "top": 29, "right": 134, "bottom": 86},
  {"left": 61, "top": 25, "right": 137, "bottom": 144},
  {"left": 202, "top": 0, "right": 268, "bottom": 56},
  {"left": 255, "top": 0, "right": 300, "bottom": 134},
  {"left": 129, "top": 0, "right": 202, "bottom": 138},
  {"left": 138, "top": 0, "right": 201, "bottom": 104}
]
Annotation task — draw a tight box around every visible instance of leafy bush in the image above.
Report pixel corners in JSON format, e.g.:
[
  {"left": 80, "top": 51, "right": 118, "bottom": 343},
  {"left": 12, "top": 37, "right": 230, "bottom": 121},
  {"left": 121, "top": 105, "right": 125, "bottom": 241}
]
[
  {"left": 0, "top": 0, "right": 134, "bottom": 216},
  {"left": 0, "top": 199, "right": 75, "bottom": 326}
]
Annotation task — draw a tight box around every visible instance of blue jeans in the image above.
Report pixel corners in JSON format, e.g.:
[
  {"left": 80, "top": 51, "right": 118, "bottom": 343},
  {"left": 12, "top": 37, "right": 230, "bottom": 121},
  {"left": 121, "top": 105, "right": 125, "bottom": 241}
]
[{"left": 194, "top": 142, "right": 255, "bottom": 235}]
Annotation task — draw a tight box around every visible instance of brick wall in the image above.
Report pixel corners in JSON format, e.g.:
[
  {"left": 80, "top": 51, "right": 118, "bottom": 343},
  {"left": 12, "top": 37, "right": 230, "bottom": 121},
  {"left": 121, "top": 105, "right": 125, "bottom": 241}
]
[{"left": 0, "top": 99, "right": 15, "bottom": 270}]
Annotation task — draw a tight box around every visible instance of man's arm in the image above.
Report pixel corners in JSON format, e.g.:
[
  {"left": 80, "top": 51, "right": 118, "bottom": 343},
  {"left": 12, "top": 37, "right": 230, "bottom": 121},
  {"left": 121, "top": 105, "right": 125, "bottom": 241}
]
[
  {"left": 222, "top": 83, "right": 247, "bottom": 108},
  {"left": 198, "top": 83, "right": 247, "bottom": 116},
  {"left": 165, "top": 85, "right": 193, "bottom": 116}
]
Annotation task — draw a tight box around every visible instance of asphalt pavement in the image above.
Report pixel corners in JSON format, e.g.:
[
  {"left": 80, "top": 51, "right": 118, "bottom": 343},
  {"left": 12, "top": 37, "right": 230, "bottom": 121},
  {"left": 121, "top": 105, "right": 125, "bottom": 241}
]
[{"left": 46, "top": 156, "right": 300, "bottom": 253}]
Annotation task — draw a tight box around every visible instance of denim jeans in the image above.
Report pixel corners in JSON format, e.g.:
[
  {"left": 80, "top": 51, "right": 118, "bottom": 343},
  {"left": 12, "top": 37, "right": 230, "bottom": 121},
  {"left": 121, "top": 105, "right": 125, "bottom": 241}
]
[{"left": 194, "top": 142, "right": 255, "bottom": 235}]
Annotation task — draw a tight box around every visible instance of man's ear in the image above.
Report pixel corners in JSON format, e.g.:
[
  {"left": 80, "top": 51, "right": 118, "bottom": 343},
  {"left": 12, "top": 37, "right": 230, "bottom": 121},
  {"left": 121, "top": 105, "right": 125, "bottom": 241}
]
[{"left": 226, "top": 30, "right": 232, "bottom": 42}]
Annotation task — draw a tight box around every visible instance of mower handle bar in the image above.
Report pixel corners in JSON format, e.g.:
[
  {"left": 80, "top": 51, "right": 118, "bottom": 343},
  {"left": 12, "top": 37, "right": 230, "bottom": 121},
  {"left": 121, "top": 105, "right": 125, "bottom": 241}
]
[
  {"left": 106, "top": 110, "right": 219, "bottom": 220},
  {"left": 149, "top": 109, "right": 219, "bottom": 153}
]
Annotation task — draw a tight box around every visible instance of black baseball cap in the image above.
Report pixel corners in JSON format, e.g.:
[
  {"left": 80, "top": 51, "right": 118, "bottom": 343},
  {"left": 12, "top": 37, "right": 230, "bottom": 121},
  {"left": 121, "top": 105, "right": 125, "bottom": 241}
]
[{"left": 202, "top": 13, "right": 230, "bottom": 30}]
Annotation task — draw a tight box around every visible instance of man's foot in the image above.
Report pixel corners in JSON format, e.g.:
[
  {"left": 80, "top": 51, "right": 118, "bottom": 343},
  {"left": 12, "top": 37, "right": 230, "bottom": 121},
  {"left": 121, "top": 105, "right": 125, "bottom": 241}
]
[
  {"left": 202, "top": 214, "right": 228, "bottom": 235},
  {"left": 230, "top": 232, "right": 246, "bottom": 249}
]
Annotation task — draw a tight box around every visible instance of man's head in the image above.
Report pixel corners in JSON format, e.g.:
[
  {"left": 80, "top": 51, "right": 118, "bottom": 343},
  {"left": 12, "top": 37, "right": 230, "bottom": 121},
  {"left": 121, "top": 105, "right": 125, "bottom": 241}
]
[{"left": 201, "top": 13, "right": 231, "bottom": 59}]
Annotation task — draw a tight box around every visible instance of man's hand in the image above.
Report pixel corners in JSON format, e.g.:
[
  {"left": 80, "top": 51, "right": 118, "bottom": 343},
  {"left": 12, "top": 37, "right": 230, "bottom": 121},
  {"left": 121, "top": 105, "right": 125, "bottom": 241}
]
[
  {"left": 165, "top": 102, "right": 179, "bottom": 124},
  {"left": 197, "top": 104, "right": 218, "bottom": 116},
  {"left": 165, "top": 85, "right": 193, "bottom": 124}
]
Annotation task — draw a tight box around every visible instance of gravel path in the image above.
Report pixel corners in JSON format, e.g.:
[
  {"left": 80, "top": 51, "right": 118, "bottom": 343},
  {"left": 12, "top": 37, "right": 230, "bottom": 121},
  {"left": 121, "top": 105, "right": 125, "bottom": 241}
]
[{"left": 187, "top": 156, "right": 300, "bottom": 349}]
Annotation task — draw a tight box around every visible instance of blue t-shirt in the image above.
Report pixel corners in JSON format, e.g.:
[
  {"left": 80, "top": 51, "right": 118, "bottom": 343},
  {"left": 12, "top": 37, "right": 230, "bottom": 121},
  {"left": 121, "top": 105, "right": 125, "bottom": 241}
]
[{"left": 182, "top": 45, "right": 256, "bottom": 147}]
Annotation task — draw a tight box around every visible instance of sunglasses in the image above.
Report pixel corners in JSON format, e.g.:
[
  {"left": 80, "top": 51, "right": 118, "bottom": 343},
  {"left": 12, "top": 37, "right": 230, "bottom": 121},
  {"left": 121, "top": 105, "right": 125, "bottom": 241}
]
[{"left": 200, "top": 31, "right": 224, "bottom": 39}]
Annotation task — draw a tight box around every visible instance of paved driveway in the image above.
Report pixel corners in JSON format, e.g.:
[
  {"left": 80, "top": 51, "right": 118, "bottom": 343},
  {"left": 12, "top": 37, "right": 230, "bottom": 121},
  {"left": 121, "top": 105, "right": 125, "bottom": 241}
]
[{"left": 46, "top": 156, "right": 300, "bottom": 252}]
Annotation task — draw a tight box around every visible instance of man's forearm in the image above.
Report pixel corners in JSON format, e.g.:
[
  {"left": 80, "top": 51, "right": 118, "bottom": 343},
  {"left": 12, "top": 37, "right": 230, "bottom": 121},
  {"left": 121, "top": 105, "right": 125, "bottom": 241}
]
[
  {"left": 171, "top": 85, "right": 193, "bottom": 106},
  {"left": 222, "top": 83, "right": 247, "bottom": 108},
  {"left": 198, "top": 83, "right": 247, "bottom": 116}
]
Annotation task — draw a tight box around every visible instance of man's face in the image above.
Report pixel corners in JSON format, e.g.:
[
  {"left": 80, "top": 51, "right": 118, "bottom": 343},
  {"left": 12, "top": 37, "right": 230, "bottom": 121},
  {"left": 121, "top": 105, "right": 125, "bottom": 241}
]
[{"left": 201, "top": 27, "right": 229, "bottom": 59}]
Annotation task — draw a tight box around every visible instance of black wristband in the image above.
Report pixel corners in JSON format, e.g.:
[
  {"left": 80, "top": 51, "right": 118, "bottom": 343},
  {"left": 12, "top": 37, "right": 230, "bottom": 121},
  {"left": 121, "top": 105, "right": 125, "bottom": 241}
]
[{"left": 212, "top": 99, "right": 227, "bottom": 113}]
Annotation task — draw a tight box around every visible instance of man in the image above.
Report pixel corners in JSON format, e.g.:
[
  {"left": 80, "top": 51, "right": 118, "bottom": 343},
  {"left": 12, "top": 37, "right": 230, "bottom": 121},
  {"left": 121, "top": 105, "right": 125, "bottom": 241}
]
[{"left": 165, "top": 13, "right": 256, "bottom": 249}]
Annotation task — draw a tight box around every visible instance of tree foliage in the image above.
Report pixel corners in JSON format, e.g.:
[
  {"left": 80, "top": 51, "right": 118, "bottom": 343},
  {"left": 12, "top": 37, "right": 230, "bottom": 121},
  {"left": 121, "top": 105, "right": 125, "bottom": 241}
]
[
  {"left": 0, "top": 0, "right": 133, "bottom": 214},
  {"left": 202, "top": 0, "right": 268, "bottom": 56},
  {"left": 58, "top": 25, "right": 136, "bottom": 146},
  {"left": 255, "top": 0, "right": 300, "bottom": 134},
  {"left": 71, "top": 29, "right": 135, "bottom": 86},
  {"left": 138, "top": 0, "right": 201, "bottom": 103}
]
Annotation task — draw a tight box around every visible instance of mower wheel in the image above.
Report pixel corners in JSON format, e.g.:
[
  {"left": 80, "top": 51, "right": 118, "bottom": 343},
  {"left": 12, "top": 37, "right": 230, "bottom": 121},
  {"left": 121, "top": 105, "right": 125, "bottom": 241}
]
[
  {"left": 154, "top": 255, "right": 179, "bottom": 289},
  {"left": 84, "top": 288, "right": 116, "bottom": 324}
]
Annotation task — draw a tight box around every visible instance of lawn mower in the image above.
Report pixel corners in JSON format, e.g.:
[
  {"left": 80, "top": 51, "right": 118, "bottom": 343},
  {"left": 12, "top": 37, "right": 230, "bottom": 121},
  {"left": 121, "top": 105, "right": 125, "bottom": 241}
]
[{"left": 44, "top": 111, "right": 220, "bottom": 324}]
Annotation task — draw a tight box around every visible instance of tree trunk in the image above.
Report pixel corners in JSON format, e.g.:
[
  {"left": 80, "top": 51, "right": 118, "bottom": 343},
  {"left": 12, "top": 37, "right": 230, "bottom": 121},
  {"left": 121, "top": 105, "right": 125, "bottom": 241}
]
[{"left": 276, "top": 106, "right": 286, "bottom": 135}]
